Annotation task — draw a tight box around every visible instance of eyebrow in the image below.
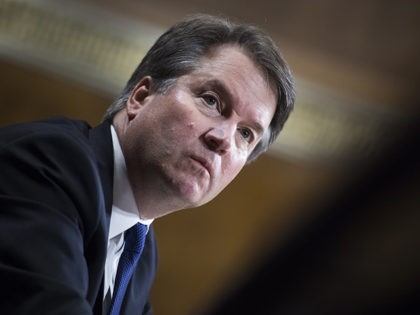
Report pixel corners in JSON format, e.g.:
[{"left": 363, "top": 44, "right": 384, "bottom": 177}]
[{"left": 203, "top": 79, "right": 266, "bottom": 138}]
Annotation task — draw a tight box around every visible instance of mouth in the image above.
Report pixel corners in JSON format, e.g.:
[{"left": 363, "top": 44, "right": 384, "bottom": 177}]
[{"left": 190, "top": 155, "right": 212, "bottom": 177}]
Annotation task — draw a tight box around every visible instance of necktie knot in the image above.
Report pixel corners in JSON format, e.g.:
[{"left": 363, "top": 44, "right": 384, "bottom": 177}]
[{"left": 124, "top": 222, "right": 147, "bottom": 254}]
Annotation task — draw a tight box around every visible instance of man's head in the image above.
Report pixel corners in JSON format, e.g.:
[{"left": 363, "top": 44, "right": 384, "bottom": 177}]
[
  {"left": 105, "top": 14, "right": 295, "bottom": 163},
  {"left": 109, "top": 14, "right": 295, "bottom": 219}
]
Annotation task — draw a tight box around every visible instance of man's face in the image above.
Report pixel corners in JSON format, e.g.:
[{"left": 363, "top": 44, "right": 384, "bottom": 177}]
[{"left": 118, "top": 45, "right": 276, "bottom": 219}]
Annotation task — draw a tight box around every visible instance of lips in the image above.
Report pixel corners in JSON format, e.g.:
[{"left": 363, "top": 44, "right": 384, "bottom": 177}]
[{"left": 190, "top": 155, "right": 213, "bottom": 177}]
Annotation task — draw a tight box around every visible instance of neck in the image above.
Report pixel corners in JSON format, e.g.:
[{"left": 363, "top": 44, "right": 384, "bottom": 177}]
[{"left": 131, "top": 178, "right": 194, "bottom": 220}]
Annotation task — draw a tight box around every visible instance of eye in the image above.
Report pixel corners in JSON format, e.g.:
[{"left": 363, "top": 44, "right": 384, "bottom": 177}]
[
  {"left": 202, "top": 94, "right": 222, "bottom": 113},
  {"left": 203, "top": 94, "right": 217, "bottom": 106},
  {"left": 239, "top": 127, "right": 254, "bottom": 142}
]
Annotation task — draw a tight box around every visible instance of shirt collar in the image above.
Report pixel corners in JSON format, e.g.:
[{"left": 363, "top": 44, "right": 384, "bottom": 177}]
[{"left": 109, "top": 125, "right": 153, "bottom": 239}]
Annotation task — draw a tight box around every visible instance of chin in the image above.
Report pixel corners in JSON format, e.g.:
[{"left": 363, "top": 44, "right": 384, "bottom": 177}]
[
  {"left": 167, "top": 170, "right": 214, "bottom": 208},
  {"left": 175, "top": 182, "right": 208, "bottom": 208}
]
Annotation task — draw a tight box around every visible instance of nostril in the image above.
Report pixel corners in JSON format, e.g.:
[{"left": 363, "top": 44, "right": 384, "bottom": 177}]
[
  {"left": 206, "top": 138, "right": 220, "bottom": 151},
  {"left": 203, "top": 128, "right": 230, "bottom": 154}
]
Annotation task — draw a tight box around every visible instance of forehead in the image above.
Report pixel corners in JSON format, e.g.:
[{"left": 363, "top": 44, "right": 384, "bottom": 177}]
[
  {"left": 197, "top": 45, "right": 267, "bottom": 82},
  {"left": 195, "top": 45, "right": 276, "bottom": 97}
]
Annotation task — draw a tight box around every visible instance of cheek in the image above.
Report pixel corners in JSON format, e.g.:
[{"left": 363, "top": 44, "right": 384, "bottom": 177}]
[
  {"left": 164, "top": 109, "right": 201, "bottom": 141},
  {"left": 202, "top": 159, "right": 244, "bottom": 206},
  {"left": 220, "top": 155, "right": 247, "bottom": 187}
]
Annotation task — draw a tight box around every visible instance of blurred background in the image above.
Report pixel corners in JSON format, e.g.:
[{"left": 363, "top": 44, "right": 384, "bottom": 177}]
[{"left": 0, "top": 0, "right": 419, "bottom": 314}]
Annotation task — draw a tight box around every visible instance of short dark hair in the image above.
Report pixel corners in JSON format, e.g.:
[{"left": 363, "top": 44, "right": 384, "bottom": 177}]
[{"left": 104, "top": 14, "right": 295, "bottom": 163}]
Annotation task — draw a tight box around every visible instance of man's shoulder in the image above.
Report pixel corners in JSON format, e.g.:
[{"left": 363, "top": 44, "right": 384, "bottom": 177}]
[
  {"left": 1, "top": 116, "right": 90, "bottom": 136},
  {"left": 1, "top": 116, "right": 96, "bottom": 150},
  {"left": 0, "top": 116, "right": 109, "bottom": 215},
  {"left": 0, "top": 116, "right": 108, "bottom": 177}
]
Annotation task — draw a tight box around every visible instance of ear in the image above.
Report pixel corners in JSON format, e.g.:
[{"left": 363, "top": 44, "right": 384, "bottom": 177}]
[{"left": 126, "top": 76, "right": 153, "bottom": 121}]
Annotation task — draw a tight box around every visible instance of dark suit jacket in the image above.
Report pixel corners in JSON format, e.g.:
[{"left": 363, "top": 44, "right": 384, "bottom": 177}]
[{"left": 0, "top": 117, "right": 158, "bottom": 315}]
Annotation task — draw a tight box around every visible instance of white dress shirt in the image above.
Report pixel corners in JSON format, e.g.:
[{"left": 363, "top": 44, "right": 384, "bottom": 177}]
[{"left": 103, "top": 126, "right": 153, "bottom": 299}]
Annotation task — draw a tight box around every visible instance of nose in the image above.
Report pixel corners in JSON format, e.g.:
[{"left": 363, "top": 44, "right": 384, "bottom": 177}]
[{"left": 203, "top": 124, "right": 233, "bottom": 155}]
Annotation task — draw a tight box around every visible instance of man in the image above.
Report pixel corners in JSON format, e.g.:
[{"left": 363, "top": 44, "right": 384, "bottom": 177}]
[{"left": 0, "top": 14, "right": 295, "bottom": 315}]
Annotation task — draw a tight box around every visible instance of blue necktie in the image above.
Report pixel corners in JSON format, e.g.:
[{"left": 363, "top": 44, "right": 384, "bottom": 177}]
[{"left": 109, "top": 222, "right": 147, "bottom": 315}]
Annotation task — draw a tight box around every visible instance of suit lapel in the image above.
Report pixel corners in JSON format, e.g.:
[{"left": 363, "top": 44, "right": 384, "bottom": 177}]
[
  {"left": 89, "top": 120, "right": 114, "bottom": 220},
  {"left": 88, "top": 120, "right": 114, "bottom": 315}
]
